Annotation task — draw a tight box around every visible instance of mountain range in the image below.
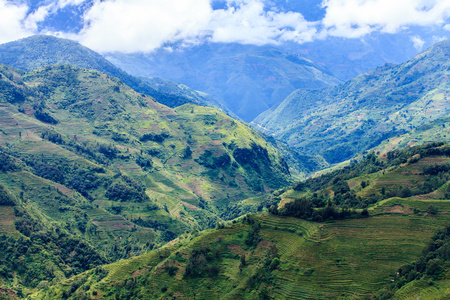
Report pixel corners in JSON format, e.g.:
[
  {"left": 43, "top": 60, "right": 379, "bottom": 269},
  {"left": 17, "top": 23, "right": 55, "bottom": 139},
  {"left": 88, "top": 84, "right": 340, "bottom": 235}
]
[
  {"left": 0, "top": 32, "right": 450, "bottom": 299},
  {"left": 254, "top": 39, "right": 450, "bottom": 164},
  {"left": 0, "top": 35, "right": 233, "bottom": 116},
  {"left": 107, "top": 43, "right": 342, "bottom": 122}
]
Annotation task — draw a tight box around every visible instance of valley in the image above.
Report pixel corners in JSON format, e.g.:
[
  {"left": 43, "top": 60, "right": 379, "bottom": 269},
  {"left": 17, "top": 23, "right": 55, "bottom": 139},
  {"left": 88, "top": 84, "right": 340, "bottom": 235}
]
[{"left": 0, "top": 33, "right": 449, "bottom": 300}]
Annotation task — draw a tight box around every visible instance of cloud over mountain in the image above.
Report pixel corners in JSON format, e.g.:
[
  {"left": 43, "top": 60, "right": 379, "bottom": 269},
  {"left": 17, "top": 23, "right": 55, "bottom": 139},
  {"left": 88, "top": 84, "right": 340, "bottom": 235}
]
[{"left": 1, "top": 0, "right": 449, "bottom": 52}]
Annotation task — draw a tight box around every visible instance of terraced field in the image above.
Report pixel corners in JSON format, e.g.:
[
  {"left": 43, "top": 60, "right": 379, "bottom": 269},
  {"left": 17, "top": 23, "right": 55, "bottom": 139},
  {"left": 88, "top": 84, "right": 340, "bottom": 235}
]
[
  {"left": 255, "top": 205, "right": 450, "bottom": 299},
  {"left": 33, "top": 196, "right": 450, "bottom": 299},
  {"left": 0, "top": 206, "right": 17, "bottom": 235}
]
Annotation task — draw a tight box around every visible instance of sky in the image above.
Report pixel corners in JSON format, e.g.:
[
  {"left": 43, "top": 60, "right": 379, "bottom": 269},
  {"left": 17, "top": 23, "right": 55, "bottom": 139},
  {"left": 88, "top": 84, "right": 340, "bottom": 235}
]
[{"left": 1, "top": 0, "right": 450, "bottom": 53}]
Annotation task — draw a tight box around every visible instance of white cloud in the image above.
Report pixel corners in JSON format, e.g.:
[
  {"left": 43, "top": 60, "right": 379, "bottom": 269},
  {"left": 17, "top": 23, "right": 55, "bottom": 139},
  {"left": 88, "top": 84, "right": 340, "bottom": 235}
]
[
  {"left": 322, "top": 0, "right": 450, "bottom": 38},
  {"left": 411, "top": 35, "right": 425, "bottom": 50},
  {"left": 0, "top": 0, "right": 32, "bottom": 44},
  {"left": 23, "top": 4, "right": 54, "bottom": 31},
  {"left": 78, "top": 0, "right": 213, "bottom": 53},
  {"left": 0, "top": 0, "right": 449, "bottom": 53},
  {"left": 77, "top": 0, "right": 319, "bottom": 52},
  {"left": 57, "top": 0, "right": 87, "bottom": 9},
  {"left": 209, "top": 1, "right": 317, "bottom": 45}
]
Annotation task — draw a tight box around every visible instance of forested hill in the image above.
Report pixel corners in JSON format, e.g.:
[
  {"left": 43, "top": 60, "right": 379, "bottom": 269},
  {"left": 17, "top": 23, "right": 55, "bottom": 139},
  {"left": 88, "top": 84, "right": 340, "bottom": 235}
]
[
  {"left": 0, "top": 35, "right": 231, "bottom": 114},
  {"left": 30, "top": 142, "right": 450, "bottom": 300},
  {"left": 254, "top": 39, "right": 450, "bottom": 165},
  {"left": 0, "top": 63, "right": 290, "bottom": 295}
]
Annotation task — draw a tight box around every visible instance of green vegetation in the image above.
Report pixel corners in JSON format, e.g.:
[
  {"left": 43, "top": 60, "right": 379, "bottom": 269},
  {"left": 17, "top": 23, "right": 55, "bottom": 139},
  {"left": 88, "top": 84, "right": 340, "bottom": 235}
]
[
  {"left": 275, "top": 143, "right": 450, "bottom": 218},
  {"left": 255, "top": 40, "right": 450, "bottom": 165},
  {"left": 2, "top": 36, "right": 450, "bottom": 299},
  {"left": 0, "top": 35, "right": 228, "bottom": 112},
  {"left": 30, "top": 206, "right": 450, "bottom": 299},
  {"left": 0, "top": 62, "right": 291, "bottom": 296},
  {"left": 23, "top": 142, "right": 450, "bottom": 299},
  {"left": 375, "top": 225, "right": 450, "bottom": 299}
]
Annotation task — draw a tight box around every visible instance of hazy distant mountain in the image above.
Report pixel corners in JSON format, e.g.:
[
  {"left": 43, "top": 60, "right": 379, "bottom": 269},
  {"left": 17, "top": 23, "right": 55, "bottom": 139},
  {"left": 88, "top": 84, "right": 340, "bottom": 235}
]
[
  {"left": 107, "top": 43, "right": 342, "bottom": 122},
  {"left": 254, "top": 39, "right": 450, "bottom": 164}
]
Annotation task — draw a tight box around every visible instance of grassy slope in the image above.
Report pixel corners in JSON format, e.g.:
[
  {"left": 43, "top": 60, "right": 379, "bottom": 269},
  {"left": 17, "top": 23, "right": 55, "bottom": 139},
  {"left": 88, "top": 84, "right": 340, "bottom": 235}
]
[
  {"left": 0, "top": 63, "right": 290, "bottom": 295},
  {"left": 373, "top": 114, "right": 450, "bottom": 154},
  {"left": 30, "top": 204, "right": 450, "bottom": 299},
  {"left": 0, "top": 63, "right": 290, "bottom": 210},
  {"left": 29, "top": 143, "right": 450, "bottom": 299},
  {"left": 253, "top": 39, "right": 450, "bottom": 164}
]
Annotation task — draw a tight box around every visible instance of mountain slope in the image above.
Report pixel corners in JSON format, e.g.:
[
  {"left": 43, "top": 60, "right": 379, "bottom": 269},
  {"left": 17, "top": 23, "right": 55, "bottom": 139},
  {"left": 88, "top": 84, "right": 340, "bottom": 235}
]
[
  {"left": 0, "top": 63, "right": 290, "bottom": 294},
  {"left": 0, "top": 35, "right": 231, "bottom": 114},
  {"left": 26, "top": 142, "right": 450, "bottom": 299},
  {"left": 107, "top": 43, "right": 342, "bottom": 122},
  {"left": 254, "top": 39, "right": 450, "bottom": 164}
]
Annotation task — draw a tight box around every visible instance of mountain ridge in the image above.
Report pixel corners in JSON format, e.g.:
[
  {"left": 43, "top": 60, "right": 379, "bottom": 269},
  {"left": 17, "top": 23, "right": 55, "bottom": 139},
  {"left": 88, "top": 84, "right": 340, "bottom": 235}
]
[
  {"left": 0, "top": 62, "right": 291, "bottom": 294},
  {"left": 254, "top": 39, "right": 450, "bottom": 164},
  {"left": 0, "top": 35, "right": 233, "bottom": 116}
]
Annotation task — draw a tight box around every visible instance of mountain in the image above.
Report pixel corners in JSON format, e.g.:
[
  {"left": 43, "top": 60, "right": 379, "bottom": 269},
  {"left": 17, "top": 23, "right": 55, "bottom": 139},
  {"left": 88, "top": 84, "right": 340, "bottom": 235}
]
[
  {"left": 106, "top": 43, "right": 342, "bottom": 122},
  {"left": 105, "top": 31, "right": 449, "bottom": 123},
  {"left": 254, "top": 39, "right": 450, "bottom": 164},
  {"left": 0, "top": 35, "right": 231, "bottom": 114},
  {"left": 29, "top": 142, "right": 450, "bottom": 299},
  {"left": 0, "top": 63, "right": 290, "bottom": 293}
]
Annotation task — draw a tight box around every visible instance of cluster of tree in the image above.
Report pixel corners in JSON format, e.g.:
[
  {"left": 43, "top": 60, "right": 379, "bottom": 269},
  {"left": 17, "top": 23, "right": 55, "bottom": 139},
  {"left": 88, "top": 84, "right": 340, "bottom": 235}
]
[
  {"left": 135, "top": 153, "right": 153, "bottom": 170},
  {"left": 40, "top": 132, "right": 119, "bottom": 165},
  {"left": 376, "top": 226, "right": 450, "bottom": 299},
  {"left": 423, "top": 163, "right": 450, "bottom": 175},
  {"left": 0, "top": 76, "right": 28, "bottom": 104},
  {"left": 40, "top": 130, "right": 64, "bottom": 144},
  {"left": 184, "top": 246, "right": 220, "bottom": 278},
  {"left": 231, "top": 142, "right": 290, "bottom": 190},
  {"left": 271, "top": 197, "right": 368, "bottom": 222},
  {"left": 195, "top": 150, "right": 231, "bottom": 169},
  {"left": 245, "top": 222, "right": 261, "bottom": 248},
  {"left": 24, "top": 157, "right": 104, "bottom": 200},
  {"left": 131, "top": 217, "right": 166, "bottom": 231},
  {"left": 34, "top": 108, "right": 59, "bottom": 124},
  {"left": 0, "top": 185, "right": 16, "bottom": 206},
  {"left": 0, "top": 150, "right": 20, "bottom": 173},
  {"left": 140, "top": 132, "right": 169, "bottom": 143},
  {"left": 0, "top": 207, "right": 105, "bottom": 289},
  {"left": 105, "top": 175, "right": 150, "bottom": 203},
  {"left": 218, "top": 202, "right": 256, "bottom": 221},
  {"left": 181, "top": 146, "right": 192, "bottom": 159}
]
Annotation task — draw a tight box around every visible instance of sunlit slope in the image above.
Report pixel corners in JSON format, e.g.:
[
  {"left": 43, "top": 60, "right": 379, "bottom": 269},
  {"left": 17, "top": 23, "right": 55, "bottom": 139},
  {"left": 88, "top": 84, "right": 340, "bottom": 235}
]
[
  {"left": 0, "top": 63, "right": 290, "bottom": 294},
  {"left": 30, "top": 206, "right": 450, "bottom": 299}
]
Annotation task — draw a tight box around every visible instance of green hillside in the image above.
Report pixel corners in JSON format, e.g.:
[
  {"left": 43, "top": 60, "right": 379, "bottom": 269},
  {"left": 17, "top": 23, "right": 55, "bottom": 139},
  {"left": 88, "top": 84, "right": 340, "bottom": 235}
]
[
  {"left": 27, "top": 142, "right": 450, "bottom": 299},
  {"left": 373, "top": 114, "right": 450, "bottom": 155},
  {"left": 0, "top": 35, "right": 230, "bottom": 114},
  {"left": 254, "top": 39, "right": 450, "bottom": 164},
  {"left": 0, "top": 63, "right": 290, "bottom": 295}
]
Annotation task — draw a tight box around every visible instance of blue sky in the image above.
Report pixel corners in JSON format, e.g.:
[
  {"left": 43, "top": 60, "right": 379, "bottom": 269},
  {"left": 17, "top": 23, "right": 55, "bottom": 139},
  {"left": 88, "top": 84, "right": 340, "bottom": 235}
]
[{"left": 1, "top": 0, "right": 450, "bottom": 53}]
